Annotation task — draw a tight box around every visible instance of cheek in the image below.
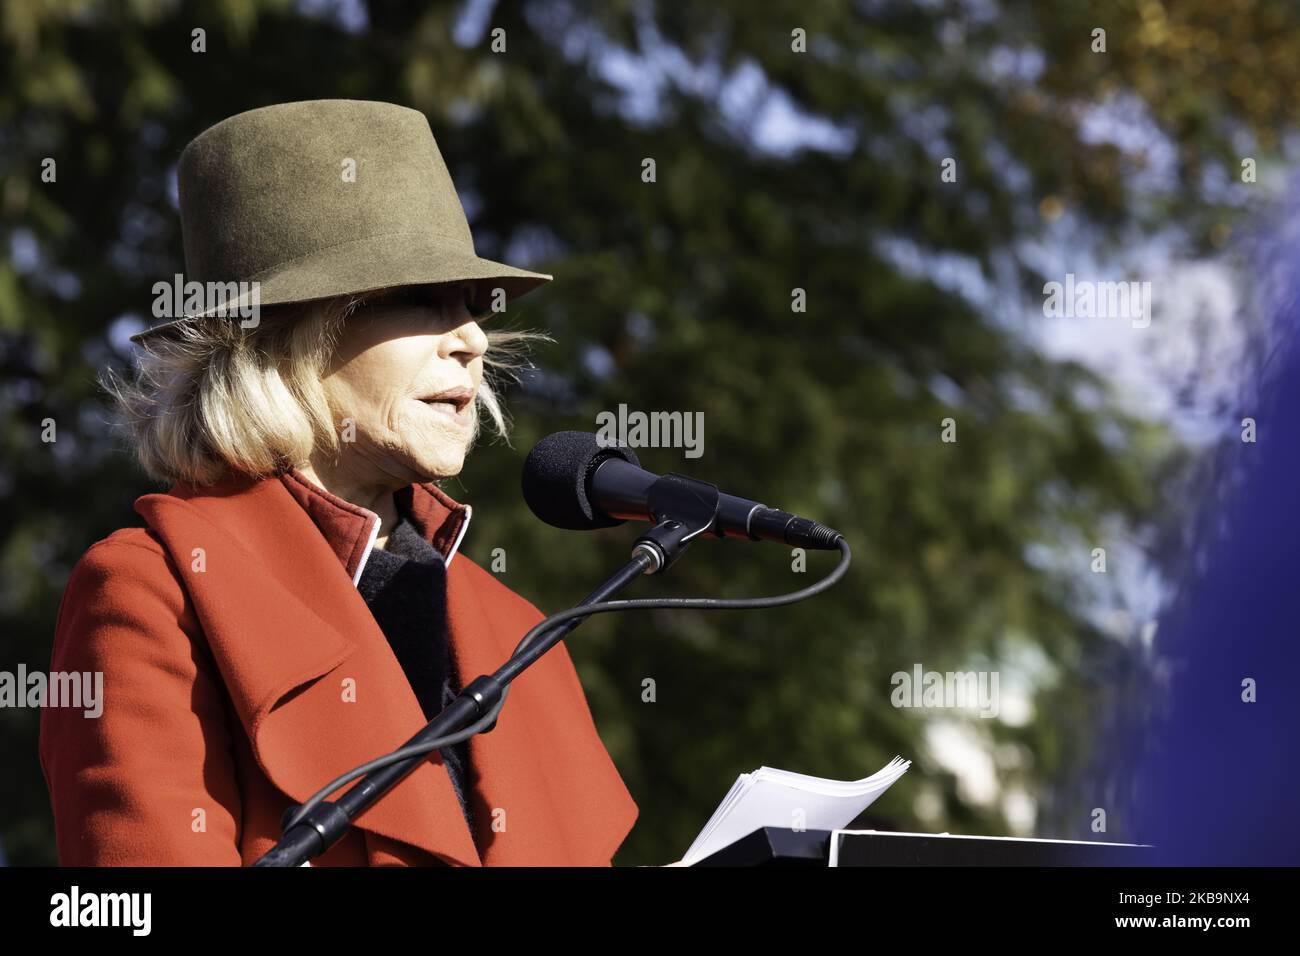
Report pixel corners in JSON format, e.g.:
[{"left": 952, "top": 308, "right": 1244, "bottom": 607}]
[
  {"left": 323, "top": 377, "right": 392, "bottom": 441},
  {"left": 326, "top": 351, "right": 418, "bottom": 438}
]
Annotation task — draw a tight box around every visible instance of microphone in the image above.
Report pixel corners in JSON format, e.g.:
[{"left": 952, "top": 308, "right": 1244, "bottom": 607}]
[{"left": 521, "top": 431, "right": 844, "bottom": 550}]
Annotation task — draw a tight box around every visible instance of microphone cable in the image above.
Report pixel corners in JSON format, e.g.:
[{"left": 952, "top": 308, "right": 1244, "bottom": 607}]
[{"left": 280, "top": 537, "right": 851, "bottom": 834}]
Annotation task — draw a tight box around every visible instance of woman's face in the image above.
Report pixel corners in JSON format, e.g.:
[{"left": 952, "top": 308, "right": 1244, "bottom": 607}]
[{"left": 318, "top": 282, "right": 489, "bottom": 488}]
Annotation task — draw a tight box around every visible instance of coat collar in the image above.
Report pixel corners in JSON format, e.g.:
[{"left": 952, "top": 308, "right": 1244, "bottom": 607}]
[
  {"left": 133, "top": 469, "right": 637, "bottom": 866},
  {"left": 276, "top": 467, "right": 472, "bottom": 583}
]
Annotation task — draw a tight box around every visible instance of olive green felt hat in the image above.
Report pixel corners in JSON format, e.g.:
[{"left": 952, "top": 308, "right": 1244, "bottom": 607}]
[{"left": 131, "top": 99, "right": 552, "bottom": 342}]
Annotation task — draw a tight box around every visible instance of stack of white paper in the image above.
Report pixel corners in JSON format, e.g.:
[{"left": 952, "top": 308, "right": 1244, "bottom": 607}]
[{"left": 681, "top": 756, "right": 911, "bottom": 865}]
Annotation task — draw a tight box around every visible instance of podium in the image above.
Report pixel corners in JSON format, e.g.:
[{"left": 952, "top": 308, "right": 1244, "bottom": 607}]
[{"left": 690, "top": 828, "right": 1154, "bottom": 866}]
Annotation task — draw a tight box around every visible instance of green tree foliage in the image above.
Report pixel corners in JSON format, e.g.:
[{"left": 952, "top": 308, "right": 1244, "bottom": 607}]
[{"left": 0, "top": 0, "right": 1290, "bottom": 864}]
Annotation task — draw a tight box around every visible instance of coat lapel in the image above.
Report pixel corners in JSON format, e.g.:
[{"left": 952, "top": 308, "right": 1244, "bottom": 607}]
[{"left": 135, "top": 473, "right": 483, "bottom": 867}]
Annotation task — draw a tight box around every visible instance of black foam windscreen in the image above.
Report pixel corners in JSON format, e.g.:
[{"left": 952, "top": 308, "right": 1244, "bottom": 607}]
[{"left": 521, "top": 431, "right": 642, "bottom": 530}]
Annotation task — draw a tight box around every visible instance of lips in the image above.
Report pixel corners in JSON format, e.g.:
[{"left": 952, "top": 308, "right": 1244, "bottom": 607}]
[
  {"left": 418, "top": 386, "right": 475, "bottom": 412},
  {"left": 417, "top": 386, "right": 475, "bottom": 427}
]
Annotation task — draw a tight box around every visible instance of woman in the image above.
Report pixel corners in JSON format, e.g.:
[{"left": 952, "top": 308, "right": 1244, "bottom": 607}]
[{"left": 38, "top": 100, "right": 639, "bottom": 866}]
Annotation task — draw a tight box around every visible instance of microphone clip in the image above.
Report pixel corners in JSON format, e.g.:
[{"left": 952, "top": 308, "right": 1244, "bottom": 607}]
[{"left": 631, "top": 473, "right": 721, "bottom": 574}]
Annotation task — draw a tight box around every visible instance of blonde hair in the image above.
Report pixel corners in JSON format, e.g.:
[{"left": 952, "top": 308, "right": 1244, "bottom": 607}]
[{"left": 103, "top": 285, "right": 551, "bottom": 486}]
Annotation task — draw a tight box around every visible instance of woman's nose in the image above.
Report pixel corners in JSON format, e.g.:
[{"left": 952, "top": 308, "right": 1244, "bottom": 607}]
[{"left": 444, "top": 319, "right": 488, "bottom": 361}]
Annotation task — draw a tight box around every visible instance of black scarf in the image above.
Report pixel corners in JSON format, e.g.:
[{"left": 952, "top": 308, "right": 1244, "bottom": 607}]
[{"left": 355, "top": 515, "right": 476, "bottom": 839}]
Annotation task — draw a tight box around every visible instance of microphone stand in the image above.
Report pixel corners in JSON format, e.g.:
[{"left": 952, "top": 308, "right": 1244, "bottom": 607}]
[{"left": 253, "top": 473, "right": 722, "bottom": 867}]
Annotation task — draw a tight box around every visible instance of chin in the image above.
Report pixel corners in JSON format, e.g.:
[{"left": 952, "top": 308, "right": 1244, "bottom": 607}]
[
  {"left": 410, "top": 449, "right": 468, "bottom": 482},
  {"left": 396, "top": 421, "right": 475, "bottom": 482}
]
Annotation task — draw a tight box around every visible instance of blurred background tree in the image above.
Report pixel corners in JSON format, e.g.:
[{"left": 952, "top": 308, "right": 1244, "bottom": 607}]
[{"left": 1, "top": 0, "right": 1294, "bottom": 865}]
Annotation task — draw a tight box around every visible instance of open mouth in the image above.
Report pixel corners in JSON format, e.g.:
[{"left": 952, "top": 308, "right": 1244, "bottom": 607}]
[
  {"left": 418, "top": 385, "right": 475, "bottom": 408},
  {"left": 418, "top": 386, "right": 475, "bottom": 425}
]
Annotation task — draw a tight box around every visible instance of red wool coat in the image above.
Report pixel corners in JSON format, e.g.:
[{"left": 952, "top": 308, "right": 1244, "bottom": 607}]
[{"left": 39, "top": 469, "right": 638, "bottom": 866}]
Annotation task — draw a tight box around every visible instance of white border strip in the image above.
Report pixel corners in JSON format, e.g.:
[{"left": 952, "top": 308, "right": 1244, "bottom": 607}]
[
  {"left": 351, "top": 513, "right": 381, "bottom": 587},
  {"left": 445, "top": 504, "right": 472, "bottom": 568}
]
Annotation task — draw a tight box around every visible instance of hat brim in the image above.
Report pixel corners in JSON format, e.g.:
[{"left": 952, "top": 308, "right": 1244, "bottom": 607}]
[{"left": 129, "top": 231, "right": 552, "bottom": 343}]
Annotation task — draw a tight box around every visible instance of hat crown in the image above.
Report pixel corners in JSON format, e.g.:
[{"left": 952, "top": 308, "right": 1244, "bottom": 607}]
[{"left": 177, "top": 99, "right": 474, "bottom": 285}]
